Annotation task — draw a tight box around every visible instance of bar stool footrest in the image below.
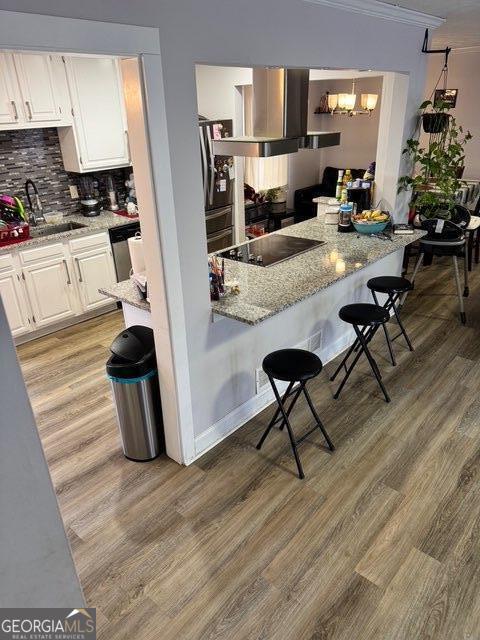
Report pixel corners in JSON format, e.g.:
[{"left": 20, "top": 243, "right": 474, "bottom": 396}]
[{"left": 296, "top": 423, "right": 324, "bottom": 444}]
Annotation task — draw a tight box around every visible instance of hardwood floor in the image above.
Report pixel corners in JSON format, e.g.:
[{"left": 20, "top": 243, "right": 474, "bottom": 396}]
[{"left": 17, "top": 257, "right": 480, "bottom": 640}]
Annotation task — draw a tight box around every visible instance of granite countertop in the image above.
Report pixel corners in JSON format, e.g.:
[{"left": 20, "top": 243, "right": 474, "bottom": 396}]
[
  {"left": 98, "top": 210, "right": 425, "bottom": 325},
  {"left": 0, "top": 210, "right": 139, "bottom": 254},
  {"left": 100, "top": 278, "right": 150, "bottom": 311},
  {"left": 210, "top": 212, "right": 426, "bottom": 325}
]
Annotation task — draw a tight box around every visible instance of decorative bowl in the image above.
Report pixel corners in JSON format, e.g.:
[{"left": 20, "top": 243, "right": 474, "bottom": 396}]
[{"left": 352, "top": 219, "right": 389, "bottom": 235}]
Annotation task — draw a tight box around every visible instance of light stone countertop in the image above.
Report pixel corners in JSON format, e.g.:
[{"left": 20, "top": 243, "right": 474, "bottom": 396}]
[
  {"left": 0, "top": 209, "right": 139, "bottom": 254},
  {"left": 100, "top": 213, "right": 425, "bottom": 324},
  {"left": 210, "top": 213, "right": 425, "bottom": 324},
  {"left": 100, "top": 278, "right": 150, "bottom": 311}
]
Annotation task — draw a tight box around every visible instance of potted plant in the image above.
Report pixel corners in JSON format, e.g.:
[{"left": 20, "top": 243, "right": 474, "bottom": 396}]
[
  {"left": 398, "top": 103, "right": 472, "bottom": 221},
  {"left": 421, "top": 98, "right": 450, "bottom": 134}
]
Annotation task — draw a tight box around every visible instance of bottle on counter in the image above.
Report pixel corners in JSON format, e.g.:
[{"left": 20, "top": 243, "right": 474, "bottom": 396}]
[
  {"left": 343, "top": 169, "right": 352, "bottom": 188},
  {"left": 336, "top": 170, "right": 344, "bottom": 201}
]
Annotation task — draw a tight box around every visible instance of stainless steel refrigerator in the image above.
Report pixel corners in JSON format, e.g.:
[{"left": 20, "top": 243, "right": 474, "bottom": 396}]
[{"left": 199, "top": 118, "right": 235, "bottom": 252}]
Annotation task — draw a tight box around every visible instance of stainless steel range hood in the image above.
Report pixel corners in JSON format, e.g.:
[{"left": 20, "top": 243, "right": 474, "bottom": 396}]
[{"left": 212, "top": 67, "right": 341, "bottom": 158}]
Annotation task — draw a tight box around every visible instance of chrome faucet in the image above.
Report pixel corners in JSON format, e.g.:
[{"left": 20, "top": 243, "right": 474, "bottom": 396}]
[{"left": 25, "top": 179, "right": 46, "bottom": 226}]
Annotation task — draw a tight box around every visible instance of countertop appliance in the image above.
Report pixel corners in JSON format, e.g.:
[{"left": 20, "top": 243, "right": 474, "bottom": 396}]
[
  {"left": 109, "top": 221, "right": 141, "bottom": 282},
  {"left": 218, "top": 234, "right": 325, "bottom": 268},
  {"left": 199, "top": 118, "right": 235, "bottom": 253},
  {"left": 79, "top": 176, "right": 101, "bottom": 217}
]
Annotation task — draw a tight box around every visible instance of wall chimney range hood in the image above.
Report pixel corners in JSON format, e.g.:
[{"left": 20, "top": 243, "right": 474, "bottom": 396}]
[{"left": 212, "top": 68, "right": 341, "bottom": 158}]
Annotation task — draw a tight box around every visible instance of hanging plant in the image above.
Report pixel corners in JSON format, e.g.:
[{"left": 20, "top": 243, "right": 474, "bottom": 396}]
[
  {"left": 398, "top": 101, "right": 472, "bottom": 220},
  {"left": 421, "top": 98, "right": 451, "bottom": 133}
]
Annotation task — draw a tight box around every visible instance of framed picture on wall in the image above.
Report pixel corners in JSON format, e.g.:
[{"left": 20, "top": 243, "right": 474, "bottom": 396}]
[{"left": 434, "top": 88, "right": 458, "bottom": 108}]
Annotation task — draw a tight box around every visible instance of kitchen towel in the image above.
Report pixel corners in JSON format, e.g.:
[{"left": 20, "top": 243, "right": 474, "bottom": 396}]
[{"left": 128, "top": 233, "right": 146, "bottom": 274}]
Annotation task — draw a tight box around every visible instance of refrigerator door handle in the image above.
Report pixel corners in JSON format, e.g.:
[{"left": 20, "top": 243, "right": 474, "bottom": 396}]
[
  {"left": 199, "top": 126, "right": 208, "bottom": 207},
  {"left": 205, "top": 126, "right": 215, "bottom": 206}
]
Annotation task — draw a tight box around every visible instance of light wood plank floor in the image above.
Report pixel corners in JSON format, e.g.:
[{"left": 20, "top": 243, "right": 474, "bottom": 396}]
[{"left": 17, "top": 257, "right": 480, "bottom": 640}]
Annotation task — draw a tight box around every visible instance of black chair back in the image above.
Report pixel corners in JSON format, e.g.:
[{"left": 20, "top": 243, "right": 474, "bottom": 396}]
[{"left": 421, "top": 218, "right": 464, "bottom": 242}]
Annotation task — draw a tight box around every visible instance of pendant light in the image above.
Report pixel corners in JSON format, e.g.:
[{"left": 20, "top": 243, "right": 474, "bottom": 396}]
[
  {"left": 337, "top": 81, "right": 357, "bottom": 112},
  {"left": 360, "top": 93, "right": 378, "bottom": 112}
]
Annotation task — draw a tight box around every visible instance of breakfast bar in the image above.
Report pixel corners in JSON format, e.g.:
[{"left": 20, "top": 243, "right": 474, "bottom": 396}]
[
  {"left": 100, "top": 207, "right": 425, "bottom": 455},
  {"left": 210, "top": 212, "right": 425, "bottom": 324}
]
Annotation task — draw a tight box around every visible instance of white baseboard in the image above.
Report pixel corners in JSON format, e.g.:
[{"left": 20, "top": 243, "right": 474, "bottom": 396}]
[{"left": 192, "top": 329, "right": 353, "bottom": 462}]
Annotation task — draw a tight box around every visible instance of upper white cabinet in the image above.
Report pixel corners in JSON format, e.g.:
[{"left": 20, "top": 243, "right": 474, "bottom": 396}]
[
  {"left": 59, "top": 57, "right": 130, "bottom": 172},
  {"left": 12, "top": 54, "right": 61, "bottom": 123},
  {"left": 0, "top": 53, "right": 20, "bottom": 125},
  {"left": 0, "top": 53, "right": 70, "bottom": 129}
]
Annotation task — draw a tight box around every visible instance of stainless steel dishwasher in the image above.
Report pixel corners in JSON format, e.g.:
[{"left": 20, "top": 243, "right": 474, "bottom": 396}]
[{"left": 109, "top": 221, "right": 141, "bottom": 282}]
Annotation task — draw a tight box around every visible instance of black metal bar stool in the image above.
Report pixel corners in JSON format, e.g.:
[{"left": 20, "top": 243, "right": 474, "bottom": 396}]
[
  {"left": 366, "top": 276, "right": 414, "bottom": 366},
  {"left": 256, "top": 348, "right": 334, "bottom": 479},
  {"left": 330, "top": 303, "right": 391, "bottom": 403}
]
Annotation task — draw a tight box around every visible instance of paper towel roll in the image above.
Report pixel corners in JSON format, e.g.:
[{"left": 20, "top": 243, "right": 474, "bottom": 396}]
[{"left": 128, "top": 234, "right": 146, "bottom": 275}]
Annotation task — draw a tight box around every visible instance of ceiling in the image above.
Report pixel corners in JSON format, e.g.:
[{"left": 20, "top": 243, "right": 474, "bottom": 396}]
[{"left": 381, "top": 0, "right": 480, "bottom": 49}]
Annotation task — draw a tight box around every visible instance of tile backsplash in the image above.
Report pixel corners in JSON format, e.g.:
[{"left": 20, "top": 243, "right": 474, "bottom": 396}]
[{"left": 0, "top": 128, "right": 132, "bottom": 215}]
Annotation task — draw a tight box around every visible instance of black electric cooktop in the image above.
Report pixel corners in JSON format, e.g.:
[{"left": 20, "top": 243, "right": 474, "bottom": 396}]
[{"left": 218, "top": 234, "right": 325, "bottom": 268}]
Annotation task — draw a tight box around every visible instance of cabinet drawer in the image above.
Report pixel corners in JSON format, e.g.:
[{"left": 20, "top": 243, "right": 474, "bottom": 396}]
[
  {"left": 0, "top": 253, "right": 14, "bottom": 273},
  {"left": 20, "top": 242, "right": 65, "bottom": 264},
  {"left": 69, "top": 232, "right": 110, "bottom": 254}
]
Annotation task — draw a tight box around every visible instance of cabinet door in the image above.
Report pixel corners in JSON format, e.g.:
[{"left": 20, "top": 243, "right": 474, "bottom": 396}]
[
  {"left": 13, "top": 53, "right": 61, "bottom": 123},
  {"left": 0, "top": 270, "right": 31, "bottom": 336},
  {"left": 0, "top": 53, "right": 21, "bottom": 125},
  {"left": 23, "top": 257, "right": 76, "bottom": 327},
  {"left": 65, "top": 57, "right": 129, "bottom": 170},
  {"left": 73, "top": 246, "right": 116, "bottom": 312}
]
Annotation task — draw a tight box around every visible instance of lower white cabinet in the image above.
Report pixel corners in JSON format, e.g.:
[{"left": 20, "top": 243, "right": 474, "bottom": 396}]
[
  {"left": 22, "top": 257, "right": 77, "bottom": 327},
  {"left": 0, "top": 269, "right": 31, "bottom": 336},
  {"left": 73, "top": 246, "right": 116, "bottom": 312},
  {"left": 1, "top": 230, "right": 118, "bottom": 339}
]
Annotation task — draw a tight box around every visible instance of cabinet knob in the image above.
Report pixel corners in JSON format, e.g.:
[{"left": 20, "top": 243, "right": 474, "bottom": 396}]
[
  {"left": 25, "top": 100, "right": 32, "bottom": 120},
  {"left": 11, "top": 101, "right": 18, "bottom": 120}
]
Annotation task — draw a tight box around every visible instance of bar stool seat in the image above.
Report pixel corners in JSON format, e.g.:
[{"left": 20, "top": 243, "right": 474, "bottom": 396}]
[
  {"left": 263, "top": 348, "right": 323, "bottom": 382},
  {"left": 367, "top": 276, "right": 414, "bottom": 365},
  {"left": 330, "top": 303, "right": 391, "bottom": 403},
  {"left": 367, "top": 276, "right": 413, "bottom": 295},
  {"left": 339, "top": 303, "right": 389, "bottom": 326},
  {"left": 256, "top": 348, "right": 334, "bottom": 479}
]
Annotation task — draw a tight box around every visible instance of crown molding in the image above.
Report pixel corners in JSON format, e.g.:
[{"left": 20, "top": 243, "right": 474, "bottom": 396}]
[
  {"left": 449, "top": 45, "right": 480, "bottom": 54},
  {"left": 303, "top": 0, "right": 445, "bottom": 29}
]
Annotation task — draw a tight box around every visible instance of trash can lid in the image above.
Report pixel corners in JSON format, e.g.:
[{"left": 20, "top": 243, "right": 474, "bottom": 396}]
[{"left": 106, "top": 325, "right": 157, "bottom": 379}]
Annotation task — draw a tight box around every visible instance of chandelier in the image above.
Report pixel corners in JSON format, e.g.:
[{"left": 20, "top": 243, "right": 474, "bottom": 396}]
[{"left": 325, "top": 81, "right": 378, "bottom": 116}]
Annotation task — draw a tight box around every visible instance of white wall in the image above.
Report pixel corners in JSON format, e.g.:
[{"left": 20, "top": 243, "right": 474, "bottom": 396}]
[
  {"left": 0, "top": 300, "right": 84, "bottom": 606},
  {"left": 308, "top": 76, "right": 383, "bottom": 178},
  {"left": 423, "top": 48, "right": 480, "bottom": 180},
  {"left": 0, "top": 0, "right": 428, "bottom": 461},
  {"left": 195, "top": 64, "right": 251, "bottom": 122}
]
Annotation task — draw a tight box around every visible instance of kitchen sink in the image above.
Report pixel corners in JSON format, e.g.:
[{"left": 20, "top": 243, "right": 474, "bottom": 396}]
[{"left": 30, "top": 221, "right": 87, "bottom": 237}]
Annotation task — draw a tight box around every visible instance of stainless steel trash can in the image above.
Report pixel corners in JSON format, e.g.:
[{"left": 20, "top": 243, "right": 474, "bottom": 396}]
[{"left": 107, "top": 326, "right": 164, "bottom": 461}]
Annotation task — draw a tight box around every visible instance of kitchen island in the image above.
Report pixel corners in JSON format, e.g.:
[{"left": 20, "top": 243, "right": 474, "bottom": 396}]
[{"left": 101, "top": 212, "right": 424, "bottom": 458}]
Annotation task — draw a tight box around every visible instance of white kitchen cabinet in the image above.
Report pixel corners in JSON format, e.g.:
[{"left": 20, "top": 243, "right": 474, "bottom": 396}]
[
  {"left": 0, "top": 269, "right": 31, "bottom": 336},
  {"left": 0, "top": 53, "right": 21, "bottom": 125},
  {"left": 73, "top": 246, "right": 116, "bottom": 312},
  {"left": 22, "top": 257, "right": 77, "bottom": 327},
  {"left": 59, "top": 56, "right": 130, "bottom": 172},
  {"left": 12, "top": 53, "right": 61, "bottom": 123}
]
